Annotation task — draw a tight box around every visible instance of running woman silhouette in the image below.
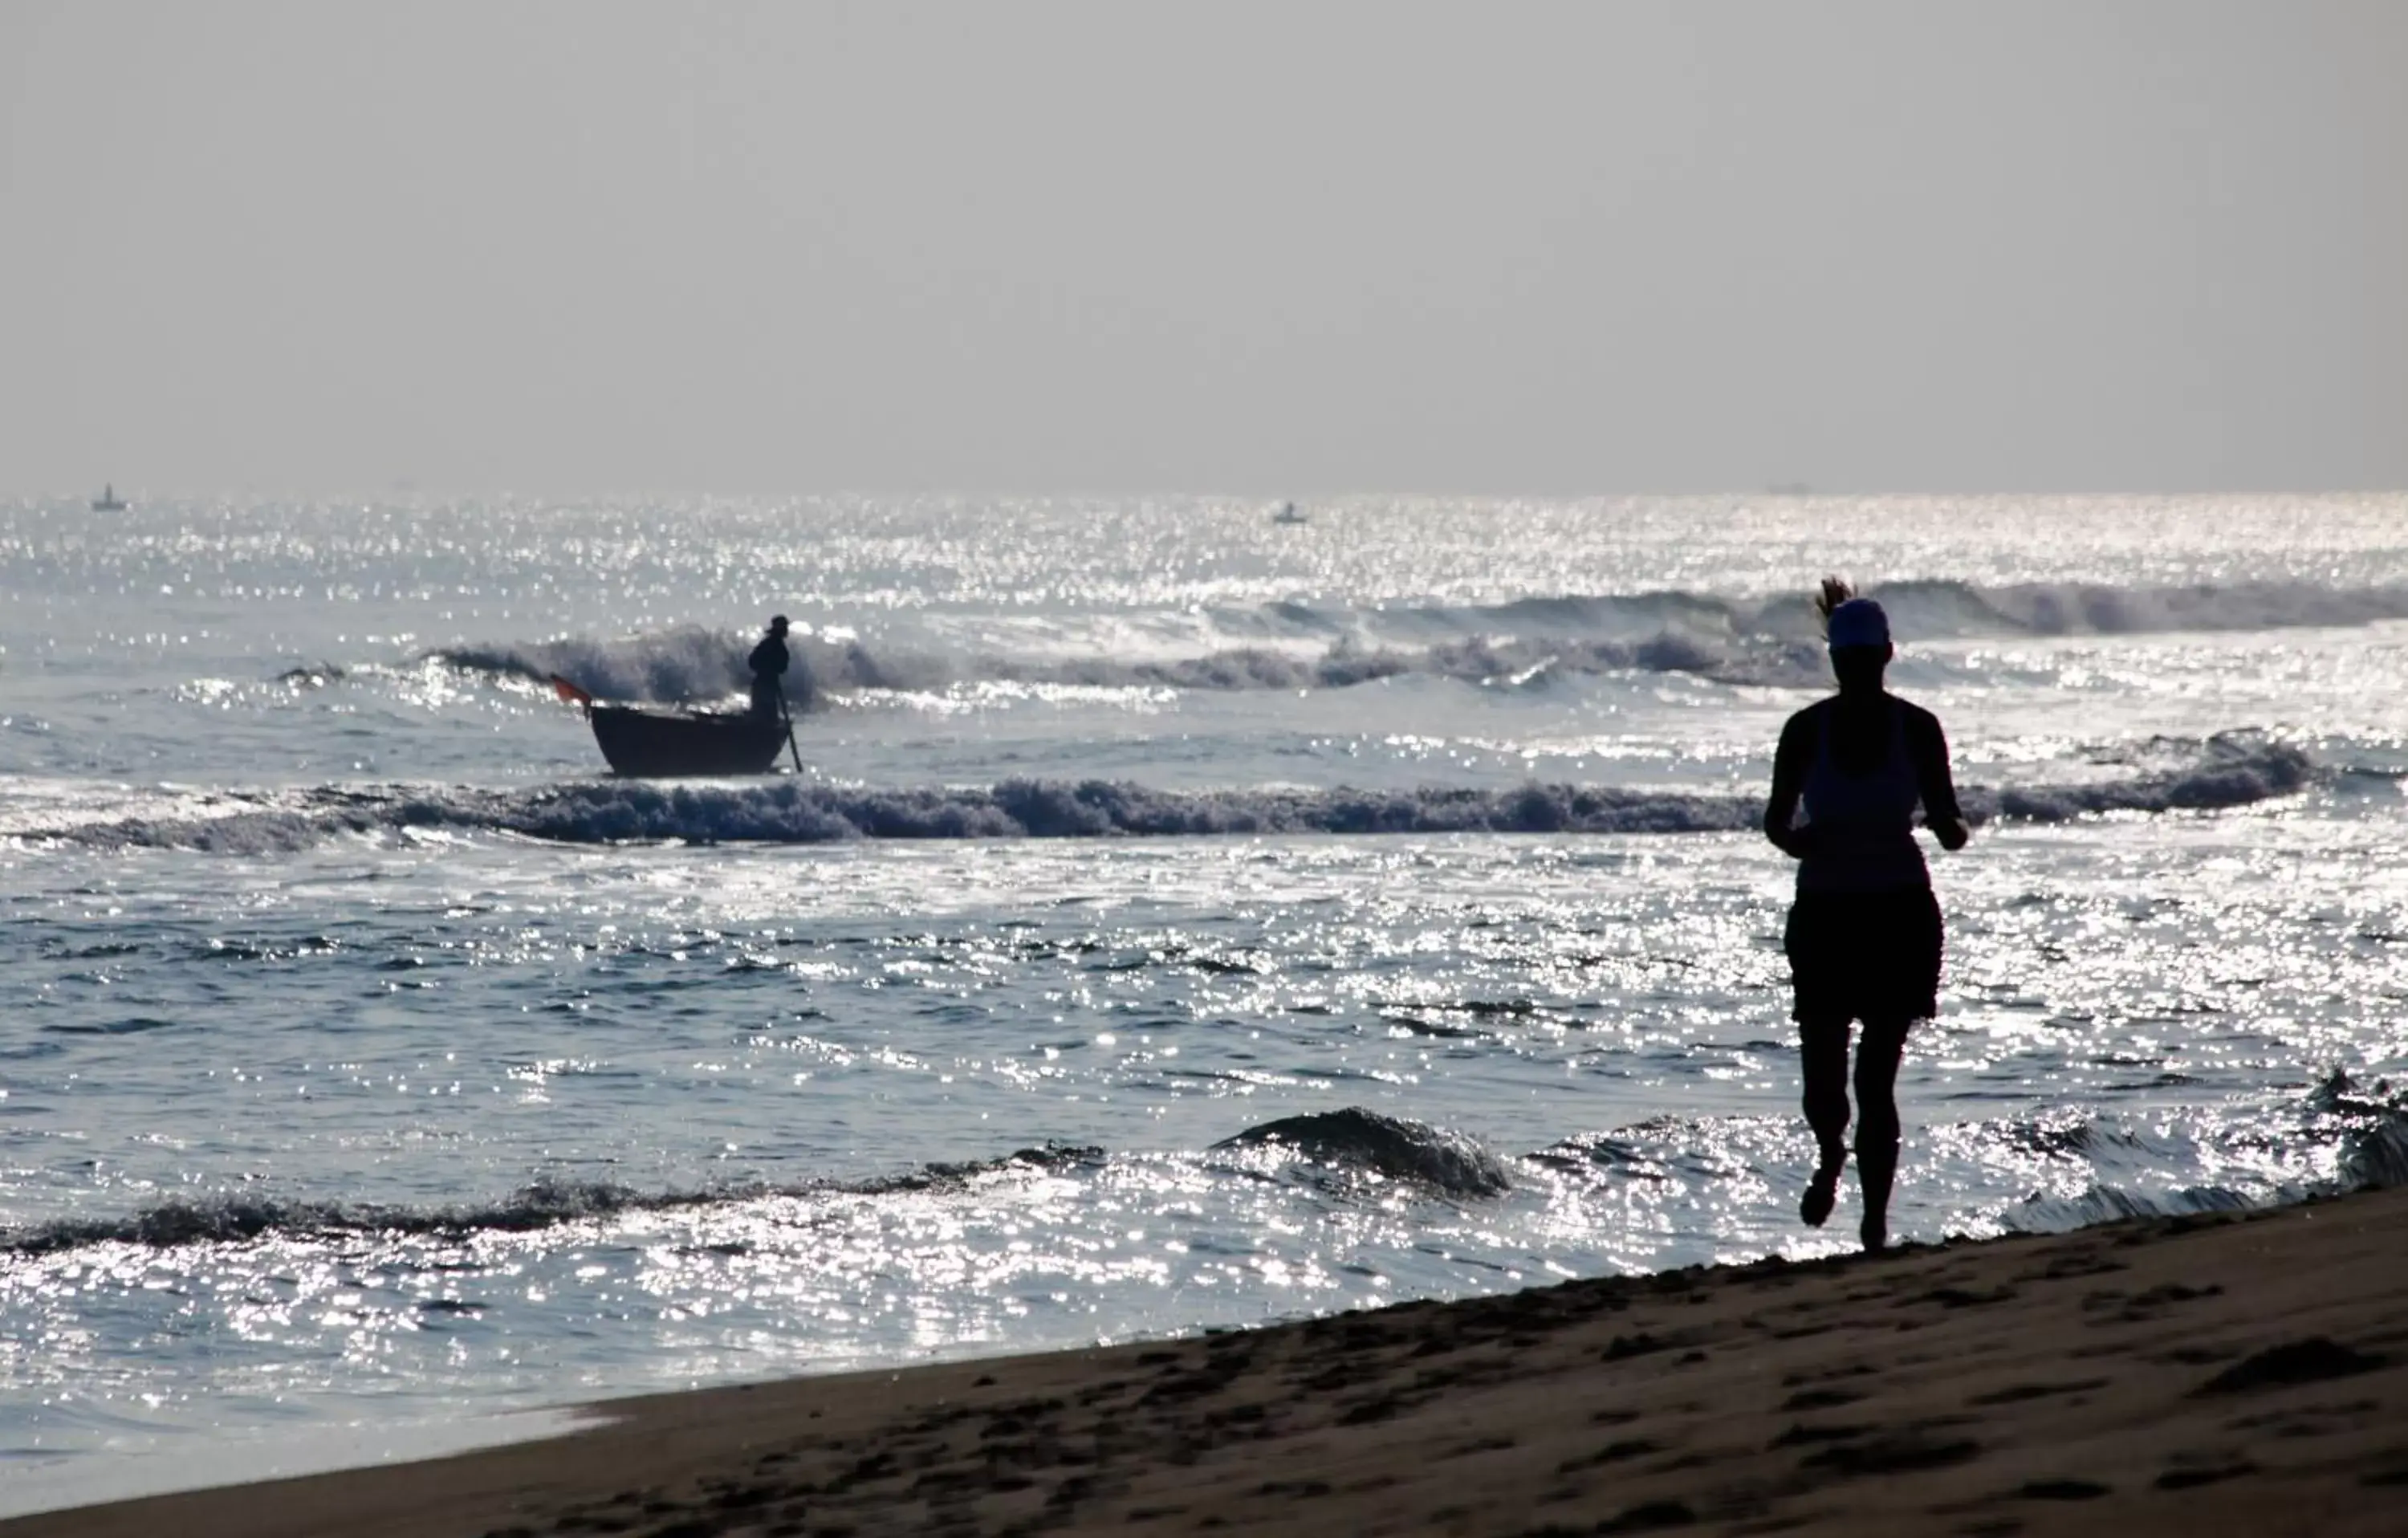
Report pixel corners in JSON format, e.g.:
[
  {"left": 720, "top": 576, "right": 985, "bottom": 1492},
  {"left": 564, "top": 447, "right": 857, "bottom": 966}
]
[{"left": 1763, "top": 580, "right": 1969, "bottom": 1251}]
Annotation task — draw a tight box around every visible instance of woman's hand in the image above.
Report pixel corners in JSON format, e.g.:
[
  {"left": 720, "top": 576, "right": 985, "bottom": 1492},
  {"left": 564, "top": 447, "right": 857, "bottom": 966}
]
[
  {"left": 1769, "top": 824, "right": 1818, "bottom": 861},
  {"left": 1930, "top": 816, "right": 1970, "bottom": 852}
]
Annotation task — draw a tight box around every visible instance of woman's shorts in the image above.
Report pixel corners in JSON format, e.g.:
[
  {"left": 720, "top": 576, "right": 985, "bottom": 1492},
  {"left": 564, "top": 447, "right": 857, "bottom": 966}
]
[{"left": 1784, "top": 887, "right": 1943, "bottom": 1025}]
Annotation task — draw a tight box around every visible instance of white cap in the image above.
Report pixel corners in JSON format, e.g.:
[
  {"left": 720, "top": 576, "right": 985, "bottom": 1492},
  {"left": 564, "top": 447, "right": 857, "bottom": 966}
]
[{"left": 1826, "top": 597, "right": 1890, "bottom": 649}]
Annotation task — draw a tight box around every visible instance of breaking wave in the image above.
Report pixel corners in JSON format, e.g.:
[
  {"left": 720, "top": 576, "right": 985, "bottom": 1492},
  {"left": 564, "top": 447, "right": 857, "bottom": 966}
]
[
  {"left": 0, "top": 1111, "right": 1503, "bottom": 1259},
  {"left": 1959, "top": 732, "right": 2315, "bottom": 821},
  {"left": 1175, "top": 578, "right": 2408, "bottom": 648},
  {"left": 422, "top": 625, "right": 1763, "bottom": 706},
  {"left": 11, "top": 736, "right": 2316, "bottom": 853},
  {"left": 0, "top": 1145, "right": 1112, "bottom": 1259},
  {"left": 1850, "top": 577, "right": 2408, "bottom": 640},
  {"left": 1210, "top": 1109, "right": 1516, "bottom": 1197},
  {"left": 431, "top": 628, "right": 766, "bottom": 705},
  {"left": 14, "top": 1076, "right": 2392, "bottom": 1262},
  {"left": 1991, "top": 1070, "right": 2408, "bottom": 1233},
  {"left": 417, "top": 579, "right": 2408, "bottom": 705}
]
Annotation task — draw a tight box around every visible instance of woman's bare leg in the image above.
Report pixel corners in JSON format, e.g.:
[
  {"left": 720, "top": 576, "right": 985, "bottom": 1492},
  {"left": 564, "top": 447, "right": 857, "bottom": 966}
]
[
  {"left": 1853, "top": 1018, "right": 1911, "bottom": 1251},
  {"left": 1797, "top": 1017, "right": 1852, "bottom": 1226}
]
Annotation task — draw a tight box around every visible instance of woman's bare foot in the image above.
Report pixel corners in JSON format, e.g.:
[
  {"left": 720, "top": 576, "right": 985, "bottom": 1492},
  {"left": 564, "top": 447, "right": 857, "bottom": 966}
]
[{"left": 1800, "top": 1157, "right": 1845, "bottom": 1227}]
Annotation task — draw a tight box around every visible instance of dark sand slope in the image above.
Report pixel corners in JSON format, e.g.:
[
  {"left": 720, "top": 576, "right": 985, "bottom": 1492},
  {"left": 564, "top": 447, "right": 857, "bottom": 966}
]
[{"left": 14, "top": 1187, "right": 2407, "bottom": 1538}]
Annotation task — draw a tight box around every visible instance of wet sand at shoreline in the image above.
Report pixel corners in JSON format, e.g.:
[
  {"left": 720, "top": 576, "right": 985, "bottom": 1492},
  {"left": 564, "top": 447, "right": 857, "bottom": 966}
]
[{"left": 11, "top": 1186, "right": 2406, "bottom": 1538}]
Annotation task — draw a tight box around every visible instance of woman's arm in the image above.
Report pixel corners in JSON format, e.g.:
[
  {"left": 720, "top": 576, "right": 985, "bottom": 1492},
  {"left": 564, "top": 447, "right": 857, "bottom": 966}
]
[
  {"left": 1763, "top": 713, "right": 1815, "bottom": 859},
  {"left": 1909, "top": 707, "right": 1970, "bottom": 851}
]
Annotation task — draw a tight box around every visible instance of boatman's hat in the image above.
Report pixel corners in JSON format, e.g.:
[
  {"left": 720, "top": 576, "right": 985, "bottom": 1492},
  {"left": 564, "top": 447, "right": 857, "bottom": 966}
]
[{"left": 769, "top": 615, "right": 790, "bottom": 631}]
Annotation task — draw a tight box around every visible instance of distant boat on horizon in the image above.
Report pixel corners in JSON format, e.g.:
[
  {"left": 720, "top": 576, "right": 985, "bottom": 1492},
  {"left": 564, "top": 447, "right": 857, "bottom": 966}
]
[
  {"left": 91, "top": 483, "right": 128, "bottom": 511},
  {"left": 1271, "top": 500, "right": 1307, "bottom": 525}
]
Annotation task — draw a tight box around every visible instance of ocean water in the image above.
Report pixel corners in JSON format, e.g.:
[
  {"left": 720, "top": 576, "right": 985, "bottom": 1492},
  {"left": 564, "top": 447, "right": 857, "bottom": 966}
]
[{"left": 3, "top": 493, "right": 2406, "bottom": 1511}]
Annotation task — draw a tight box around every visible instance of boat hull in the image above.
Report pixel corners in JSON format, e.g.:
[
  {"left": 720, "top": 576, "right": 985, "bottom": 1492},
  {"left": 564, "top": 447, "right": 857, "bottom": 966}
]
[{"left": 588, "top": 706, "right": 787, "bottom": 777}]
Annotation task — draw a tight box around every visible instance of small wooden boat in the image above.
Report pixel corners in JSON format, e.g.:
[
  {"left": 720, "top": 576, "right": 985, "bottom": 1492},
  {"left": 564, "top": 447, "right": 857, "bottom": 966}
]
[
  {"left": 92, "top": 483, "right": 128, "bottom": 512},
  {"left": 588, "top": 705, "right": 787, "bottom": 776},
  {"left": 552, "top": 675, "right": 791, "bottom": 776}
]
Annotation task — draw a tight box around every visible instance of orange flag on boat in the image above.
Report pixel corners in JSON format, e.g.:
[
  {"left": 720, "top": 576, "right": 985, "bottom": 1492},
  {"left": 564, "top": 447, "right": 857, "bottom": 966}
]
[{"left": 550, "top": 674, "right": 594, "bottom": 707}]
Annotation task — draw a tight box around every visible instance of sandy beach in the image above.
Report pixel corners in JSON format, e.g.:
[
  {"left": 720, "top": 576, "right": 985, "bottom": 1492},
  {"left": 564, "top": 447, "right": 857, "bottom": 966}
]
[{"left": 11, "top": 1186, "right": 2404, "bottom": 1538}]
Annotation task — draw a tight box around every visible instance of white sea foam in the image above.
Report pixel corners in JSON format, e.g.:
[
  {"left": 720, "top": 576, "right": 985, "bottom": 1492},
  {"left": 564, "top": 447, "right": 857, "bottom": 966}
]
[
  {"left": 417, "top": 578, "right": 2408, "bottom": 709},
  {"left": 3, "top": 734, "right": 2315, "bottom": 852}
]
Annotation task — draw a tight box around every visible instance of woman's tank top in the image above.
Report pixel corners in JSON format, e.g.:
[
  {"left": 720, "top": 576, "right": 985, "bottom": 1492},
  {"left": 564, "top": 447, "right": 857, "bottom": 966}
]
[{"left": 1797, "top": 700, "right": 1929, "bottom": 895}]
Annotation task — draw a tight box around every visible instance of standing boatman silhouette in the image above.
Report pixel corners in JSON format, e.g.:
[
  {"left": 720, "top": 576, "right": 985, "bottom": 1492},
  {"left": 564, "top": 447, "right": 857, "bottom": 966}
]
[
  {"left": 1763, "top": 580, "right": 1969, "bottom": 1252},
  {"left": 748, "top": 616, "right": 791, "bottom": 719},
  {"left": 747, "top": 615, "right": 803, "bottom": 772}
]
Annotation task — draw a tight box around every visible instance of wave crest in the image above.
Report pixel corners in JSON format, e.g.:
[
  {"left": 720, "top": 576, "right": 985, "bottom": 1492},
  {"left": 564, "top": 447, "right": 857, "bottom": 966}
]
[
  {"left": 1211, "top": 1109, "right": 1517, "bottom": 1197},
  {"left": 1963, "top": 734, "right": 2314, "bottom": 821},
  {"left": 0, "top": 1147, "right": 1108, "bottom": 1259},
  {"left": 424, "top": 626, "right": 1780, "bottom": 706},
  {"left": 11, "top": 737, "right": 2316, "bottom": 852},
  {"left": 417, "top": 578, "right": 2408, "bottom": 707}
]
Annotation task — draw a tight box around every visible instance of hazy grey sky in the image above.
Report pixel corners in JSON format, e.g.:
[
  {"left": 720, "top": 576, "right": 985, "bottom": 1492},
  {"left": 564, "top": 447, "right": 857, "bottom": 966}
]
[{"left": 2, "top": 1, "right": 2402, "bottom": 495}]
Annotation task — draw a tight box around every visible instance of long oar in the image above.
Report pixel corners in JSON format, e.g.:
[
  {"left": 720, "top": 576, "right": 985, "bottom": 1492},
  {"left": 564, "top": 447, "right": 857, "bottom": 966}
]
[{"left": 779, "top": 689, "right": 803, "bottom": 774}]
